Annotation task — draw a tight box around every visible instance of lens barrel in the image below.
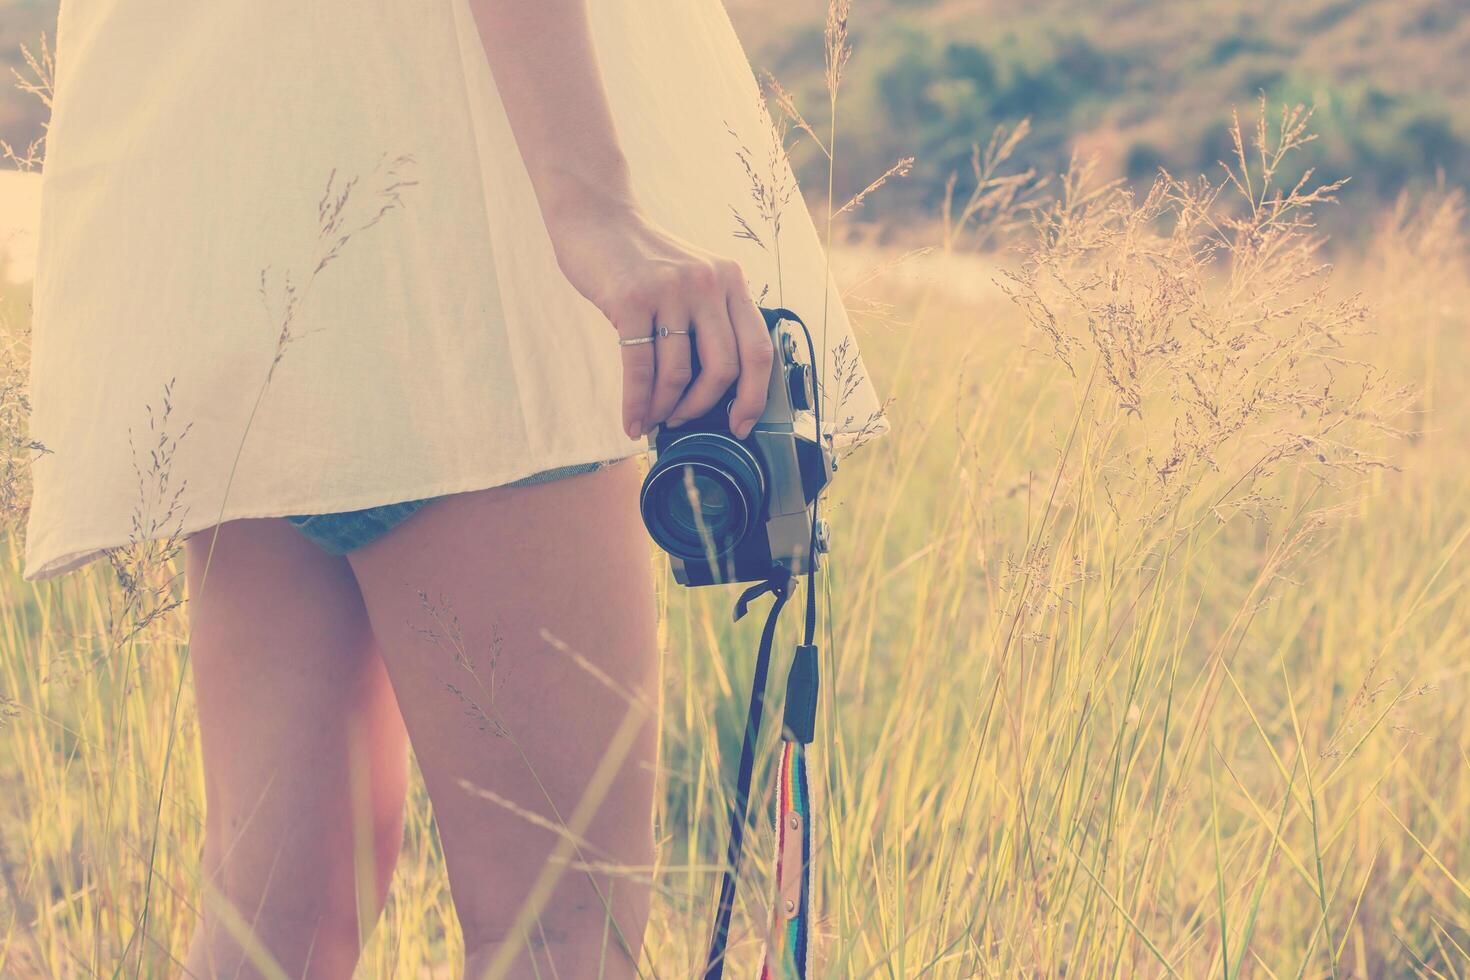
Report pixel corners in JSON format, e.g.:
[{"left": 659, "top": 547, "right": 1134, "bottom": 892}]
[{"left": 640, "top": 434, "right": 766, "bottom": 561}]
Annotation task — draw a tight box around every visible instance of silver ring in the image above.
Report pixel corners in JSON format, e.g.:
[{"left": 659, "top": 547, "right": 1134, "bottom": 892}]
[
  {"left": 656, "top": 323, "right": 693, "bottom": 338},
  {"left": 617, "top": 334, "right": 656, "bottom": 347}
]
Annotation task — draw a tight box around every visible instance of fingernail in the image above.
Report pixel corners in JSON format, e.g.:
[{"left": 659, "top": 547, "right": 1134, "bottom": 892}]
[
  {"left": 667, "top": 416, "right": 685, "bottom": 429},
  {"left": 736, "top": 420, "right": 754, "bottom": 439},
  {"left": 629, "top": 420, "right": 642, "bottom": 439}
]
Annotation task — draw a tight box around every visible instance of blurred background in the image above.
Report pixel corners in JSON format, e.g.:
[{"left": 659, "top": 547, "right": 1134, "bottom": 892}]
[
  {"left": 8, "top": 0, "right": 1470, "bottom": 249},
  {"left": 733, "top": 0, "right": 1470, "bottom": 238},
  {"left": 3, "top": 1, "right": 1469, "bottom": 977}
]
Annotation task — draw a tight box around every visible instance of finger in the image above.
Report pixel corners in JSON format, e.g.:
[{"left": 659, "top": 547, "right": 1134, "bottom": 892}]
[
  {"left": 613, "top": 309, "right": 656, "bottom": 438},
  {"left": 644, "top": 307, "right": 694, "bottom": 427},
  {"left": 724, "top": 279, "right": 775, "bottom": 439},
  {"left": 666, "top": 297, "right": 740, "bottom": 430}
]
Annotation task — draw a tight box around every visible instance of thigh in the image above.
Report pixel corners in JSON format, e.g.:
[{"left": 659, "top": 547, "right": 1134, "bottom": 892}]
[
  {"left": 344, "top": 458, "right": 661, "bottom": 973},
  {"left": 183, "top": 518, "right": 409, "bottom": 956}
]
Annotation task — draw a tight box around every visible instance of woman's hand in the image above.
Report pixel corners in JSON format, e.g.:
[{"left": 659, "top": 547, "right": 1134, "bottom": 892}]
[
  {"left": 463, "top": 1, "right": 770, "bottom": 440},
  {"left": 545, "top": 200, "right": 774, "bottom": 441}
]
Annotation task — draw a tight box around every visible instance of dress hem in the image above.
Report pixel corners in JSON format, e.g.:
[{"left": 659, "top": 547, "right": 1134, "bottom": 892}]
[
  {"left": 21, "top": 443, "right": 651, "bottom": 583},
  {"left": 21, "top": 416, "right": 889, "bottom": 583}
]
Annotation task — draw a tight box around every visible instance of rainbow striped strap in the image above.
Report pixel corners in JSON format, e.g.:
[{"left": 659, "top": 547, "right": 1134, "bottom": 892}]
[{"left": 761, "top": 740, "right": 812, "bottom": 978}]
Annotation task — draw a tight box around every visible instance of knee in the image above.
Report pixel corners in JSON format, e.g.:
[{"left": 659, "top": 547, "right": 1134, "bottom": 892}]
[
  {"left": 365, "top": 797, "right": 408, "bottom": 903},
  {"left": 458, "top": 903, "right": 645, "bottom": 977},
  {"left": 457, "top": 901, "right": 582, "bottom": 959},
  {"left": 193, "top": 864, "right": 365, "bottom": 980},
  {"left": 198, "top": 790, "right": 403, "bottom": 935},
  {"left": 459, "top": 922, "right": 576, "bottom": 979}
]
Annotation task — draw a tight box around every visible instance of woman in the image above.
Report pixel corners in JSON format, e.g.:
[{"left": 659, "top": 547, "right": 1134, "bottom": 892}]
[{"left": 22, "top": 0, "right": 884, "bottom": 976}]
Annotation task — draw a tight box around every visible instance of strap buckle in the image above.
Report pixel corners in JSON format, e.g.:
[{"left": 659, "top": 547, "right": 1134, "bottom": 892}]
[{"left": 732, "top": 564, "right": 795, "bottom": 623}]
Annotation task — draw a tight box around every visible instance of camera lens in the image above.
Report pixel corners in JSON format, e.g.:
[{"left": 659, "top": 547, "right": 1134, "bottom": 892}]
[
  {"left": 640, "top": 434, "right": 765, "bottom": 561},
  {"left": 666, "top": 470, "right": 731, "bottom": 534}
]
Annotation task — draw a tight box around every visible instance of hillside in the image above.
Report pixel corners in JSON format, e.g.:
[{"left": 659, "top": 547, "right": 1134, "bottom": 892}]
[
  {"left": 726, "top": 0, "right": 1470, "bottom": 234},
  {"left": 0, "top": 1, "right": 50, "bottom": 164},
  {"left": 4, "top": 0, "right": 1469, "bottom": 237}
]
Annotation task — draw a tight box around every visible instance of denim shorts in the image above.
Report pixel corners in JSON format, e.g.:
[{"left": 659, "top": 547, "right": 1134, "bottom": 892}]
[{"left": 285, "top": 460, "right": 611, "bottom": 556}]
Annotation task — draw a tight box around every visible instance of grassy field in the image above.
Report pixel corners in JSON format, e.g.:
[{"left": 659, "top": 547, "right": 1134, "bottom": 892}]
[
  {"left": 4, "top": 3, "right": 1470, "bottom": 976},
  {"left": 3, "top": 109, "right": 1470, "bottom": 975}
]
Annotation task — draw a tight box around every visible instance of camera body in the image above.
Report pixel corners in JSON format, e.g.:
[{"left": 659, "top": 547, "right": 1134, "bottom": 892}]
[{"left": 639, "top": 307, "right": 833, "bottom": 587}]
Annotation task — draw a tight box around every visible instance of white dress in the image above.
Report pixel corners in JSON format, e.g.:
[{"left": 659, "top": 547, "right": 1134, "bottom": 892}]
[{"left": 21, "top": 0, "right": 888, "bottom": 582}]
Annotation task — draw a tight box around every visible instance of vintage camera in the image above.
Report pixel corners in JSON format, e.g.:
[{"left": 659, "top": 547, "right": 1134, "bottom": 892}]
[{"left": 639, "top": 307, "right": 834, "bottom": 587}]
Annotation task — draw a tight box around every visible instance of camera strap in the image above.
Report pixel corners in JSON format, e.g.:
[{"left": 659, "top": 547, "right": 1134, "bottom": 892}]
[
  {"left": 704, "top": 307, "right": 826, "bottom": 979},
  {"left": 702, "top": 567, "right": 820, "bottom": 980}
]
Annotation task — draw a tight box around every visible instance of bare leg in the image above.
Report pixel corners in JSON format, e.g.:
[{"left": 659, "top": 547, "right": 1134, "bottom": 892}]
[
  {"left": 182, "top": 518, "right": 410, "bottom": 979},
  {"left": 345, "top": 458, "right": 660, "bottom": 979}
]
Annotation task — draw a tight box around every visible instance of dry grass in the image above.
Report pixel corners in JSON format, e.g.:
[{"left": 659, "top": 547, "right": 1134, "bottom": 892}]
[{"left": 3, "top": 10, "right": 1470, "bottom": 980}]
